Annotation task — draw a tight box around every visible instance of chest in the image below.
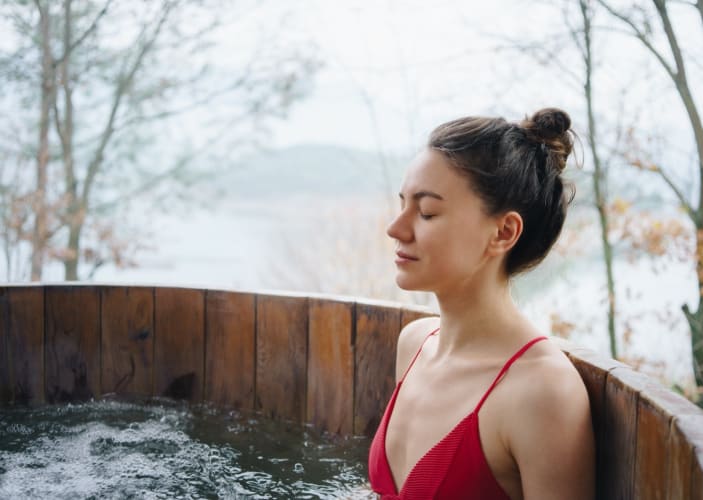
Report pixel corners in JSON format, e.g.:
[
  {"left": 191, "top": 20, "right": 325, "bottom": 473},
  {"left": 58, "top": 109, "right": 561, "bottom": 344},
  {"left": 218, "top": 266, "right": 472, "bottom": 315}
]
[{"left": 384, "top": 361, "right": 505, "bottom": 490}]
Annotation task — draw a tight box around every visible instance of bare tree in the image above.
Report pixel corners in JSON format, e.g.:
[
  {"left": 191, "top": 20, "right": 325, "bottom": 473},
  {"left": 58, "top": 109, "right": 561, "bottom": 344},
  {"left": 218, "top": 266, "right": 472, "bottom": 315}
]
[
  {"left": 0, "top": 0, "right": 320, "bottom": 280},
  {"left": 30, "top": 0, "right": 54, "bottom": 280},
  {"left": 0, "top": 153, "right": 33, "bottom": 281},
  {"left": 597, "top": 0, "right": 703, "bottom": 398},
  {"left": 573, "top": 0, "right": 619, "bottom": 357}
]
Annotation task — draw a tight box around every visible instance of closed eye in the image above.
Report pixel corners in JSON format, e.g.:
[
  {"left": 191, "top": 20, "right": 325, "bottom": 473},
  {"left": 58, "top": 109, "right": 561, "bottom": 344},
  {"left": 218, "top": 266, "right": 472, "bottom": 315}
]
[{"left": 420, "top": 213, "right": 435, "bottom": 220}]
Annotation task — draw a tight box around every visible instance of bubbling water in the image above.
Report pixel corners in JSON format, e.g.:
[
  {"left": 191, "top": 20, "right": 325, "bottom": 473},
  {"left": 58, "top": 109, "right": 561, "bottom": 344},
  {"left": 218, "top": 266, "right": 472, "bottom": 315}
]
[{"left": 0, "top": 400, "right": 374, "bottom": 499}]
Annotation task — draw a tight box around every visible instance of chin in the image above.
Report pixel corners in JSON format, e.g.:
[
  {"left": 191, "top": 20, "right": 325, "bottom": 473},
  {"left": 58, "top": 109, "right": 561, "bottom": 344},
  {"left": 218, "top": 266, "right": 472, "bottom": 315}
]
[{"left": 395, "top": 274, "right": 431, "bottom": 292}]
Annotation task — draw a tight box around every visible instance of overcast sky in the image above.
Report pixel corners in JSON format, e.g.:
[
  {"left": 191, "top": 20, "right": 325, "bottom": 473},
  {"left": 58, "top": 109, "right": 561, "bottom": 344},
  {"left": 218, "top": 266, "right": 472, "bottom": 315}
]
[
  {"left": 236, "top": 0, "right": 702, "bottom": 182},
  {"left": 265, "top": 0, "right": 577, "bottom": 151}
]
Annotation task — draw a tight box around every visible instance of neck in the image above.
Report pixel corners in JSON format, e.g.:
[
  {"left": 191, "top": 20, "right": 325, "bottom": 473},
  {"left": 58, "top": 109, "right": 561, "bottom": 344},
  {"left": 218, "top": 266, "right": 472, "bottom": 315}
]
[{"left": 433, "top": 273, "right": 525, "bottom": 357}]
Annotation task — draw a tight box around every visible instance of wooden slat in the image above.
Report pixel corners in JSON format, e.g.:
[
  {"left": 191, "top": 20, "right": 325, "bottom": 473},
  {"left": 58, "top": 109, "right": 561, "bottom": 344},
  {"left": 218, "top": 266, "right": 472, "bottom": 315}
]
[
  {"left": 204, "top": 291, "right": 255, "bottom": 409},
  {"left": 628, "top": 373, "right": 700, "bottom": 500},
  {"left": 566, "top": 350, "right": 611, "bottom": 499},
  {"left": 354, "top": 302, "right": 400, "bottom": 436},
  {"left": 635, "top": 397, "right": 671, "bottom": 499},
  {"left": 307, "top": 298, "right": 354, "bottom": 434},
  {"left": 255, "top": 294, "right": 308, "bottom": 421},
  {"left": 693, "top": 444, "right": 703, "bottom": 500},
  {"left": 601, "top": 367, "right": 647, "bottom": 500},
  {"left": 0, "top": 286, "right": 45, "bottom": 405},
  {"left": 154, "top": 288, "right": 205, "bottom": 402},
  {"left": 672, "top": 412, "right": 703, "bottom": 499},
  {"left": 0, "top": 287, "right": 7, "bottom": 403},
  {"left": 668, "top": 416, "right": 695, "bottom": 499},
  {"left": 562, "top": 342, "right": 703, "bottom": 500},
  {"left": 566, "top": 355, "right": 606, "bottom": 431},
  {"left": 101, "top": 287, "right": 154, "bottom": 397},
  {"left": 45, "top": 286, "right": 101, "bottom": 403},
  {"left": 635, "top": 383, "right": 702, "bottom": 500}
]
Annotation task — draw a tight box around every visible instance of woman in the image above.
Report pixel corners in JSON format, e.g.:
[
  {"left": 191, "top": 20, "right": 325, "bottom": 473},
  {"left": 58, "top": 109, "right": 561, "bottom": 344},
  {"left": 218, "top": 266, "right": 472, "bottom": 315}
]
[{"left": 368, "top": 108, "right": 595, "bottom": 499}]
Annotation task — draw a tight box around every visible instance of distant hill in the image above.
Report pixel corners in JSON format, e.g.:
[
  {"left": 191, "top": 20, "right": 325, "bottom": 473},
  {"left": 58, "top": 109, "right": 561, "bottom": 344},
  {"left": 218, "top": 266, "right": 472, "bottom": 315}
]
[
  {"left": 221, "top": 144, "right": 410, "bottom": 198},
  {"left": 219, "top": 143, "right": 676, "bottom": 209}
]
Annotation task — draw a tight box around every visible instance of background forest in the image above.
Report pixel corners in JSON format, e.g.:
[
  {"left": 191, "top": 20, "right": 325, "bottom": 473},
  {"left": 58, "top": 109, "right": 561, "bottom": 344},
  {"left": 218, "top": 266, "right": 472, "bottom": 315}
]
[{"left": 0, "top": 0, "right": 701, "bottom": 404}]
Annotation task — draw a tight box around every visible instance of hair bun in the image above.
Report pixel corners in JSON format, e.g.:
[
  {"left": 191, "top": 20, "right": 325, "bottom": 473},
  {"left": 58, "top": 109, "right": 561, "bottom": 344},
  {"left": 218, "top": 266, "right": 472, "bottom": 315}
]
[
  {"left": 526, "top": 108, "right": 571, "bottom": 140},
  {"left": 520, "top": 107, "right": 574, "bottom": 173}
]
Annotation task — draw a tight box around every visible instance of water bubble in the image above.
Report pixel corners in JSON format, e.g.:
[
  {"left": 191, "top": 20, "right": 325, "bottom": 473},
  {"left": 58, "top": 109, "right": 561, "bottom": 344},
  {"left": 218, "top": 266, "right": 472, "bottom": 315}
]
[{"left": 0, "top": 401, "right": 372, "bottom": 498}]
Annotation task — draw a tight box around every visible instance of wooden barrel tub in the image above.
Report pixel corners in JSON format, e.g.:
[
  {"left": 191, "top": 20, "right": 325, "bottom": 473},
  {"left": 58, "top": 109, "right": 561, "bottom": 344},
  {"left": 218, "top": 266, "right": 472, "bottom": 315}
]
[{"left": 1, "top": 284, "right": 702, "bottom": 499}]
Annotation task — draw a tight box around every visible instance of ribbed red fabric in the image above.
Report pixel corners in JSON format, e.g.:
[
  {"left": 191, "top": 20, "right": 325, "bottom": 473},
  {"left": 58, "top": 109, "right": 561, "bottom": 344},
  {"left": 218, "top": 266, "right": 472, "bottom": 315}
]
[{"left": 368, "top": 331, "right": 548, "bottom": 499}]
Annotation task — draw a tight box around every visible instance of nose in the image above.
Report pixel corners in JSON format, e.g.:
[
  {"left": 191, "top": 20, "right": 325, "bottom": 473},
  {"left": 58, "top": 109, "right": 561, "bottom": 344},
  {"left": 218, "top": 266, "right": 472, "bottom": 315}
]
[{"left": 387, "top": 210, "right": 413, "bottom": 242}]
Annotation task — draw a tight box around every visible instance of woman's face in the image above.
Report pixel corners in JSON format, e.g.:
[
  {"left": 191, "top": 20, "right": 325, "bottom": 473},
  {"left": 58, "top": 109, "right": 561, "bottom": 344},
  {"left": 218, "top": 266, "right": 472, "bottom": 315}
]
[{"left": 387, "top": 148, "right": 500, "bottom": 295}]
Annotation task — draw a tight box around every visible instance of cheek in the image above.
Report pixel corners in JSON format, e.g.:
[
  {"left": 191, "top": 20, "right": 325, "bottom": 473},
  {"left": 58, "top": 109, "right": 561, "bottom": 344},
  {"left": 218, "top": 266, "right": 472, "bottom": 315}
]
[
  {"left": 442, "top": 227, "right": 488, "bottom": 268},
  {"left": 422, "top": 238, "right": 468, "bottom": 277},
  {"left": 438, "top": 245, "right": 471, "bottom": 274}
]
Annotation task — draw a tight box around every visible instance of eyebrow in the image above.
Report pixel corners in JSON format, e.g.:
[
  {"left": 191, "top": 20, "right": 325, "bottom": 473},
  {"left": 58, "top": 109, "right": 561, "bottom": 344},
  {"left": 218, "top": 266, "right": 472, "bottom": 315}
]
[{"left": 398, "top": 190, "right": 445, "bottom": 201}]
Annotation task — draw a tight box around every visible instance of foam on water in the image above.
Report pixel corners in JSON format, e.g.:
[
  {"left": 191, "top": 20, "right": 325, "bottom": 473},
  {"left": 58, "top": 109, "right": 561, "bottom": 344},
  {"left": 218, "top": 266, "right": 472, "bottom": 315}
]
[{"left": 0, "top": 400, "right": 373, "bottom": 499}]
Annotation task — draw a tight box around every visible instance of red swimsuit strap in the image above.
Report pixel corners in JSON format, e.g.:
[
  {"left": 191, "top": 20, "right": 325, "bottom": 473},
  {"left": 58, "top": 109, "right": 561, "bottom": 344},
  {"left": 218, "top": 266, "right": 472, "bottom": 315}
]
[
  {"left": 398, "top": 330, "right": 548, "bottom": 412},
  {"left": 473, "top": 335, "right": 548, "bottom": 414},
  {"left": 398, "top": 327, "right": 440, "bottom": 383}
]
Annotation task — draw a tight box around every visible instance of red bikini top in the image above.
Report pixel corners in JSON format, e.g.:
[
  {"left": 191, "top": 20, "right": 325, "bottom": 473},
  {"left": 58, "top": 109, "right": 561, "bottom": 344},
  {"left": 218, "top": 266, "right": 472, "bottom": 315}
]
[{"left": 368, "top": 329, "right": 548, "bottom": 499}]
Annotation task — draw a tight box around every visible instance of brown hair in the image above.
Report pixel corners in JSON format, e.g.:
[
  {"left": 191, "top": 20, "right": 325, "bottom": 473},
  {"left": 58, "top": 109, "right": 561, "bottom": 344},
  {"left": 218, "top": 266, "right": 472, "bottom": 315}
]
[{"left": 428, "top": 107, "right": 575, "bottom": 275}]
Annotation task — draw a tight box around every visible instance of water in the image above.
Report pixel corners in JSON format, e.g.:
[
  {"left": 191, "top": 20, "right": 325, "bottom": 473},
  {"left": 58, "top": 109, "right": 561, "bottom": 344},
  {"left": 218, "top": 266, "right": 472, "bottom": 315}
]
[{"left": 0, "top": 400, "right": 374, "bottom": 499}]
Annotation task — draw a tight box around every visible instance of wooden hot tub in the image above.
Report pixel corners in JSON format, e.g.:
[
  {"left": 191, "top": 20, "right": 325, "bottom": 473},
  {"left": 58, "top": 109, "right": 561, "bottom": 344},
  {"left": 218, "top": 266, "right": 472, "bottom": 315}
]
[{"left": 1, "top": 284, "right": 702, "bottom": 499}]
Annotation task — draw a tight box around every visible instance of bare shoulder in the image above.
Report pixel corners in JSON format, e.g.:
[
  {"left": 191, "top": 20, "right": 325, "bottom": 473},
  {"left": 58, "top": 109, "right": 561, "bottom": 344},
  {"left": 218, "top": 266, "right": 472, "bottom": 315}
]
[
  {"left": 506, "top": 339, "right": 595, "bottom": 499},
  {"left": 517, "top": 340, "right": 589, "bottom": 406},
  {"left": 394, "top": 316, "right": 440, "bottom": 382},
  {"left": 506, "top": 339, "right": 590, "bottom": 420}
]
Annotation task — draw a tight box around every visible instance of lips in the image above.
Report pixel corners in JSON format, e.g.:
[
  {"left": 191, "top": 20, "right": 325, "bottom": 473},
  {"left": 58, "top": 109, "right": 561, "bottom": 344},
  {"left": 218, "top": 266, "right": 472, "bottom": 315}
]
[{"left": 395, "top": 250, "right": 419, "bottom": 261}]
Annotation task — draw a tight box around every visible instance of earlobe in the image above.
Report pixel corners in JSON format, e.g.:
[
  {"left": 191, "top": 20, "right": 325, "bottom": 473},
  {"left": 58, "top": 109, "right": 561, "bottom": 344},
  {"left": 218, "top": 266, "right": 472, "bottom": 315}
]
[{"left": 488, "top": 211, "right": 523, "bottom": 256}]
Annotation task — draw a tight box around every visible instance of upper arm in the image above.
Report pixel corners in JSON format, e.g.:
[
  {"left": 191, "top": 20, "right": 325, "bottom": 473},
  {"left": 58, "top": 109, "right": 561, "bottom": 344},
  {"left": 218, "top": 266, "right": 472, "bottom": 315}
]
[
  {"left": 508, "top": 361, "right": 595, "bottom": 500},
  {"left": 394, "top": 316, "right": 439, "bottom": 382}
]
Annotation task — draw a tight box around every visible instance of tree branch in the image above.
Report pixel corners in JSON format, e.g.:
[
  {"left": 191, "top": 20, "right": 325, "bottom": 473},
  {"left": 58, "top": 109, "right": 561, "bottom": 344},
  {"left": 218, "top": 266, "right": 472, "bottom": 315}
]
[
  {"left": 564, "top": 1, "right": 587, "bottom": 60},
  {"left": 113, "top": 76, "right": 249, "bottom": 130},
  {"left": 653, "top": 0, "right": 688, "bottom": 84},
  {"left": 52, "top": 92, "right": 65, "bottom": 149},
  {"left": 655, "top": 167, "right": 698, "bottom": 224},
  {"left": 90, "top": 112, "right": 252, "bottom": 214},
  {"left": 53, "top": 0, "right": 114, "bottom": 68},
  {"left": 596, "top": 0, "right": 677, "bottom": 80},
  {"left": 60, "top": 0, "right": 77, "bottom": 198},
  {"left": 6, "top": 9, "right": 34, "bottom": 36},
  {"left": 599, "top": 0, "right": 703, "bottom": 221},
  {"left": 81, "top": 1, "right": 174, "bottom": 208},
  {"left": 481, "top": 33, "right": 584, "bottom": 91},
  {"left": 652, "top": 0, "right": 703, "bottom": 221}
]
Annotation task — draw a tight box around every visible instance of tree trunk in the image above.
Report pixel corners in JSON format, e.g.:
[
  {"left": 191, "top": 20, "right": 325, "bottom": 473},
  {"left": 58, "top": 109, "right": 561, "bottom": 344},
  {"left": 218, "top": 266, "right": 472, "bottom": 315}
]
[
  {"left": 581, "top": 0, "right": 618, "bottom": 357},
  {"left": 596, "top": 197, "right": 617, "bottom": 357},
  {"left": 651, "top": 0, "right": 703, "bottom": 402},
  {"left": 59, "top": 0, "right": 80, "bottom": 282},
  {"left": 683, "top": 227, "right": 703, "bottom": 403},
  {"left": 61, "top": 2, "right": 172, "bottom": 281},
  {"left": 30, "top": 1, "right": 53, "bottom": 281},
  {"left": 63, "top": 221, "right": 81, "bottom": 281}
]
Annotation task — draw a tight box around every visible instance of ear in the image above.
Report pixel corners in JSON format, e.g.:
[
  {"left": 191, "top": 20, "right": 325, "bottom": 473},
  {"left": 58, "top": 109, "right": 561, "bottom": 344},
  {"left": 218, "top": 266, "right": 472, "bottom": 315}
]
[{"left": 487, "top": 211, "right": 523, "bottom": 257}]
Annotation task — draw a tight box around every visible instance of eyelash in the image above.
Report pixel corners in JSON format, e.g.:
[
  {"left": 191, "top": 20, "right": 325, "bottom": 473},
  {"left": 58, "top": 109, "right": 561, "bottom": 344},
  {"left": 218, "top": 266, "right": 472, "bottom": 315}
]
[{"left": 397, "top": 201, "right": 435, "bottom": 220}]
